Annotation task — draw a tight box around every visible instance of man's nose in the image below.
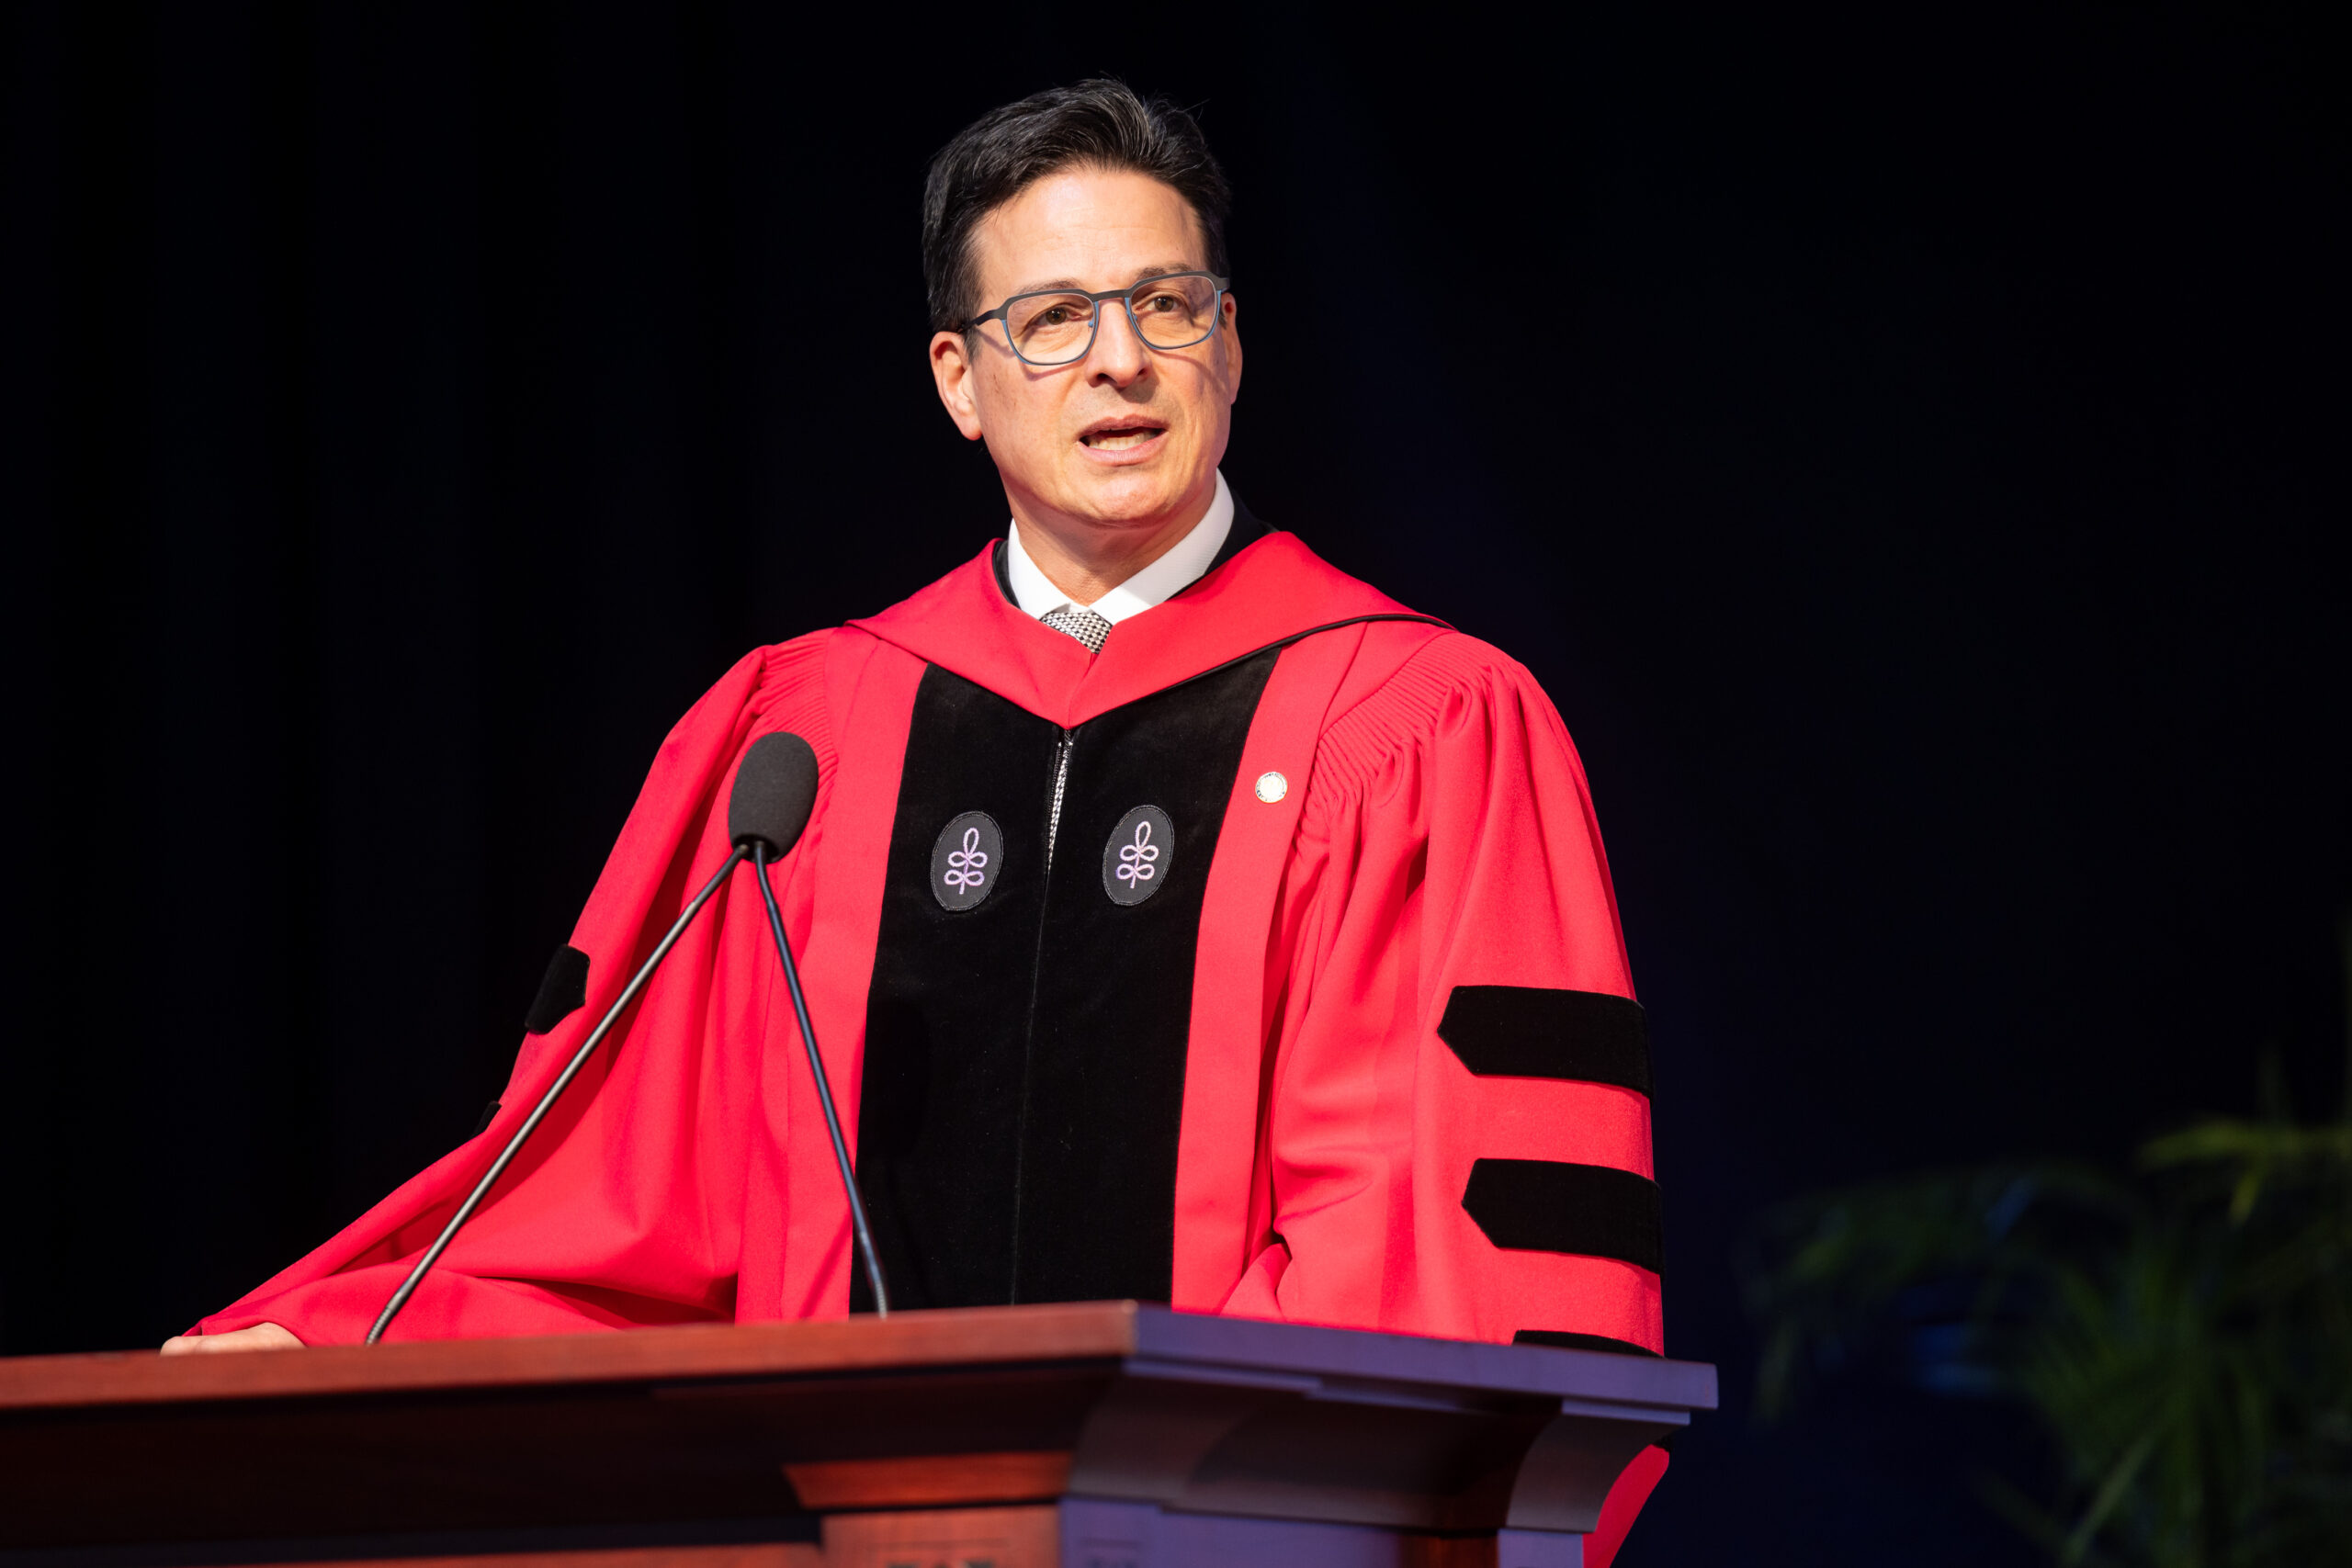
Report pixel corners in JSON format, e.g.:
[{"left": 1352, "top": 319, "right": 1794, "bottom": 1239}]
[{"left": 1085, "top": 300, "right": 1152, "bottom": 386}]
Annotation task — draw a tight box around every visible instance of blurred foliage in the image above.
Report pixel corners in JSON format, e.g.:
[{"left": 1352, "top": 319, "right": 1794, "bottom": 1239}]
[{"left": 1743, "top": 1056, "right": 2352, "bottom": 1565}]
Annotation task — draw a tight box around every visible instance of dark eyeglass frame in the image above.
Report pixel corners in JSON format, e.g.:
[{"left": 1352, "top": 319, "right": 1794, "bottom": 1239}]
[{"left": 965, "top": 271, "right": 1231, "bottom": 367}]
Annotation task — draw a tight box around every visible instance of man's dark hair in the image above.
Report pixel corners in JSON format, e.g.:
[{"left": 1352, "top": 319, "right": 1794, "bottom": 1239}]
[{"left": 922, "top": 80, "right": 1231, "bottom": 334}]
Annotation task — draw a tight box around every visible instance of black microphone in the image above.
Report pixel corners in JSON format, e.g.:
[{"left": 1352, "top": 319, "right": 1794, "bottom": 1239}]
[
  {"left": 366, "top": 731, "right": 879, "bottom": 1342},
  {"left": 733, "top": 733, "right": 891, "bottom": 1316}
]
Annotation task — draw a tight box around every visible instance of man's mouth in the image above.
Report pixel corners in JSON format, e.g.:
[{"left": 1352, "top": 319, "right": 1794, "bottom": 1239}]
[{"left": 1079, "top": 420, "right": 1168, "bottom": 451}]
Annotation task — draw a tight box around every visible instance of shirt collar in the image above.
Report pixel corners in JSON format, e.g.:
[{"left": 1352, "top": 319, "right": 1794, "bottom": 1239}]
[{"left": 1003, "top": 470, "right": 1235, "bottom": 627}]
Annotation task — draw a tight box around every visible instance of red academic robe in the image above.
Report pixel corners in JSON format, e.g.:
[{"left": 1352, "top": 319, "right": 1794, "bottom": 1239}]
[{"left": 198, "top": 517, "right": 1668, "bottom": 1561}]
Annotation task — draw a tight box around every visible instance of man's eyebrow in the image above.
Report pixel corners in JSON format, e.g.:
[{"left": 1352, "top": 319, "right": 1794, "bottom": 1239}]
[{"left": 1001, "top": 263, "right": 1203, "bottom": 297}]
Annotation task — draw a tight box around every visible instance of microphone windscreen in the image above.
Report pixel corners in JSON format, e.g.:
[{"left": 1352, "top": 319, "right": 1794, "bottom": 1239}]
[{"left": 729, "top": 732, "right": 820, "bottom": 856}]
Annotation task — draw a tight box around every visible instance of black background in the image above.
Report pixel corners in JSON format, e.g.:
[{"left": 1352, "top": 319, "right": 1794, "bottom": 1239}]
[{"left": 4, "top": 5, "right": 2344, "bottom": 1562}]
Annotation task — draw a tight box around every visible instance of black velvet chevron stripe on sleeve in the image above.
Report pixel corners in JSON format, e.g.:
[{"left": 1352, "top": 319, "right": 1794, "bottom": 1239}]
[
  {"left": 1462, "top": 1157, "right": 1664, "bottom": 1274},
  {"left": 1437, "top": 985, "right": 1651, "bottom": 1094},
  {"left": 522, "top": 944, "right": 591, "bottom": 1035},
  {"left": 1512, "top": 1329, "right": 1660, "bottom": 1356}
]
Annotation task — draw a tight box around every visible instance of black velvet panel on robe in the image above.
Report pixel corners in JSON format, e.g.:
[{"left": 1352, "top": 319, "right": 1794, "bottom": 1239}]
[{"left": 855, "top": 650, "right": 1279, "bottom": 1310}]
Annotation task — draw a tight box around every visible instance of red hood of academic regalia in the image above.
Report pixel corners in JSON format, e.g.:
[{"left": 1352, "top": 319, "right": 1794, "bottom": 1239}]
[{"left": 847, "top": 528, "right": 1432, "bottom": 728}]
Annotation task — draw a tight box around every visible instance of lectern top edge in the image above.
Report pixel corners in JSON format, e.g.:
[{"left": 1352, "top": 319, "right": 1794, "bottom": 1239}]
[
  {"left": 0, "top": 1302, "right": 1714, "bottom": 1418},
  {"left": 1132, "top": 1303, "right": 1718, "bottom": 1411},
  {"left": 0, "top": 1302, "right": 1142, "bottom": 1412}
]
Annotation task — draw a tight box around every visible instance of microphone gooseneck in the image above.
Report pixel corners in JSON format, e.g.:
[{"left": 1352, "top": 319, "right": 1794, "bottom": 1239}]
[
  {"left": 366, "top": 841, "right": 749, "bottom": 1344},
  {"left": 366, "top": 730, "right": 850, "bottom": 1345},
  {"left": 751, "top": 840, "right": 889, "bottom": 1316},
  {"left": 728, "top": 732, "right": 888, "bottom": 1314}
]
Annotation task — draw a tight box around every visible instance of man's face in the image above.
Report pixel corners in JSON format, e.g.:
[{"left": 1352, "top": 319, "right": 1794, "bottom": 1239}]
[{"left": 930, "top": 165, "right": 1241, "bottom": 536}]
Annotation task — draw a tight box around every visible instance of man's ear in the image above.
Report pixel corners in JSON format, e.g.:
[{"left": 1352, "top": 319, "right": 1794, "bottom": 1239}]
[
  {"left": 1220, "top": 290, "right": 1242, "bottom": 403},
  {"left": 930, "top": 330, "right": 987, "bottom": 442}
]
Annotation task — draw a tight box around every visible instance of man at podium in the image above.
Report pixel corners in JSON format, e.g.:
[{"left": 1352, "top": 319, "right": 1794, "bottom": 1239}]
[{"left": 166, "top": 77, "right": 1667, "bottom": 1554}]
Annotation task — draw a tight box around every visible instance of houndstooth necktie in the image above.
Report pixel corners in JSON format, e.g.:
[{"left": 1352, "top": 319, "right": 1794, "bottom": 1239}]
[{"left": 1039, "top": 604, "right": 1114, "bottom": 653}]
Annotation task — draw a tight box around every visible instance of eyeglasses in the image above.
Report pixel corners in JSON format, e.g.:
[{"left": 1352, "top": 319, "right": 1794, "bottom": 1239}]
[{"left": 967, "top": 271, "right": 1229, "bottom": 367}]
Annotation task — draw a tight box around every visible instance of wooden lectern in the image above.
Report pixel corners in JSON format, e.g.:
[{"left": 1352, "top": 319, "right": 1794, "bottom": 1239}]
[{"left": 0, "top": 1303, "right": 1713, "bottom": 1568}]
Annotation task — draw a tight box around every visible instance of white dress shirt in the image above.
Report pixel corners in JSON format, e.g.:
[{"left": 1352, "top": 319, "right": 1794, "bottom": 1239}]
[{"left": 1004, "top": 470, "right": 1235, "bottom": 626}]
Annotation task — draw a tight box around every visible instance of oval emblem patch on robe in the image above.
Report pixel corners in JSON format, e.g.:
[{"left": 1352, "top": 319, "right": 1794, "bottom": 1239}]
[
  {"left": 930, "top": 811, "right": 1002, "bottom": 912},
  {"left": 1102, "top": 805, "right": 1175, "bottom": 907}
]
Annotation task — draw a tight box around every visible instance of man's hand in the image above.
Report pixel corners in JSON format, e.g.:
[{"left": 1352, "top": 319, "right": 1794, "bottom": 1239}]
[{"left": 160, "top": 1322, "right": 301, "bottom": 1354}]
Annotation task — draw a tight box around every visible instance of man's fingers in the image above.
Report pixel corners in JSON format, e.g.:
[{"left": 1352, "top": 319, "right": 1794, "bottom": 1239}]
[{"left": 159, "top": 1323, "right": 301, "bottom": 1354}]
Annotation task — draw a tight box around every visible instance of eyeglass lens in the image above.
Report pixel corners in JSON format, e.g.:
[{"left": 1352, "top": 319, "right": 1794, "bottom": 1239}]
[{"left": 1005, "top": 275, "right": 1221, "bottom": 365}]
